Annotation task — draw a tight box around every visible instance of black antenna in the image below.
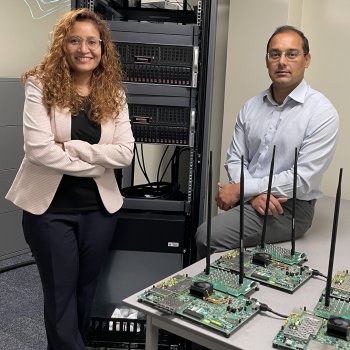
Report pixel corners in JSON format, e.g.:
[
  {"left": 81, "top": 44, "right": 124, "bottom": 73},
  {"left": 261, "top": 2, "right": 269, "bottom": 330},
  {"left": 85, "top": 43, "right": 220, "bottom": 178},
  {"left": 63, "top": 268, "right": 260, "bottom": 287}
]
[
  {"left": 239, "top": 155, "right": 245, "bottom": 284},
  {"left": 325, "top": 168, "right": 343, "bottom": 307},
  {"left": 291, "top": 147, "right": 298, "bottom": 256},
  {"left": 205, "top": 151, "right": 213, "bottom": 275},
  {"left": 260, "top": 145, "right": 276, "bottom": 249}
]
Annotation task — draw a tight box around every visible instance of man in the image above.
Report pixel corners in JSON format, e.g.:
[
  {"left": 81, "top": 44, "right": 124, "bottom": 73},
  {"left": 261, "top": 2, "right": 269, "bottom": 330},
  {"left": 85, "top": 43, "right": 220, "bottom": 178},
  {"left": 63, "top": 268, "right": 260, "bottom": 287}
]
[{"left": 195, "top": 25, "right": 339, "bottom": 260}]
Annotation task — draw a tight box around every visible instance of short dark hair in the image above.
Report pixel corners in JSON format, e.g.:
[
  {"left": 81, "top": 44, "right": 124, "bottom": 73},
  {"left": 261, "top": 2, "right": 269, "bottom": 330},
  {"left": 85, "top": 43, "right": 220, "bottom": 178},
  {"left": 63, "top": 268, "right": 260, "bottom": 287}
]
[{"left": 266, "top": 25, "right": 310, "bottom": 54}]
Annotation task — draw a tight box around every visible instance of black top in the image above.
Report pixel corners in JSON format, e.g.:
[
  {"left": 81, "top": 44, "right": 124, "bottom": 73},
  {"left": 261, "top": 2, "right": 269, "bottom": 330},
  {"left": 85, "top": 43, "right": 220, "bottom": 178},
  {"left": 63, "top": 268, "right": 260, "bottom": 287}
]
[{"left": 47, "top": 106, "right": 104, "bottom": 212}]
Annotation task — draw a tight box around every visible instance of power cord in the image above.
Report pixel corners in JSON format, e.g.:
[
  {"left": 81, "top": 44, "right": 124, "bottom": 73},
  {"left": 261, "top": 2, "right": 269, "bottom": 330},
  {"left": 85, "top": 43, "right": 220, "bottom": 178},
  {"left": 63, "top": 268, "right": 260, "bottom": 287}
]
[
  {"left": 258, "top": 302, "right": 288, "bottom": 318},
  {"left": 156, "top": 146, "right": 170, "bottom": 183},
  {"left": 134, "top": 145, "right": 151, "bottom": 184},
  {"left": 311, "top": 269, "right": 327, "bottom": 279},
  {"left": 160, "top": 146, "right": 190, "bottom": 182}
]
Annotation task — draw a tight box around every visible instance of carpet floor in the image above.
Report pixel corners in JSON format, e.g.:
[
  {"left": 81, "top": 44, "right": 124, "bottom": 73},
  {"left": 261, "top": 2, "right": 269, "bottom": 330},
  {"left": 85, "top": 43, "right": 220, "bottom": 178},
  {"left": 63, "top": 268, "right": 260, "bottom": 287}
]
[{"left": 0, "top": 253, "right": 46, "bottom": 350}]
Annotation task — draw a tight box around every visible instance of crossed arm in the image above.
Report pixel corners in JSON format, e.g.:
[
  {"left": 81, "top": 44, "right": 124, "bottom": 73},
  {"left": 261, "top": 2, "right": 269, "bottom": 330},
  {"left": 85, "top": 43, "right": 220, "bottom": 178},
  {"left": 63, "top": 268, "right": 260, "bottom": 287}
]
[{"left": 24, "top": 77, "right": 134, "bottom": 176}]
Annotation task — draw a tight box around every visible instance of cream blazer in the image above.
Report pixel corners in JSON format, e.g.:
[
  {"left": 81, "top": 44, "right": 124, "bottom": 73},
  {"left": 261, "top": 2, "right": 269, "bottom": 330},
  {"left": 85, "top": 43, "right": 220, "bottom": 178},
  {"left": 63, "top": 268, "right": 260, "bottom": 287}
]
[{"left": 6, "top": 77, "right": 135, "bottom": 215}]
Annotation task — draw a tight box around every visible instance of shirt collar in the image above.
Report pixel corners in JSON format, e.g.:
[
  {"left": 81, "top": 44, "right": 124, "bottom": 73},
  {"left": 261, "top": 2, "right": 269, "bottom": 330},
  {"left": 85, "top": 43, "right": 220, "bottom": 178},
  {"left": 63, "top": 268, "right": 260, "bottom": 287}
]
[
  {"left": 289, "top": 79, "right": 308, "bottom": 103},
  {"left": 263, "top": 79, "right": 309, "bottom": 105}
]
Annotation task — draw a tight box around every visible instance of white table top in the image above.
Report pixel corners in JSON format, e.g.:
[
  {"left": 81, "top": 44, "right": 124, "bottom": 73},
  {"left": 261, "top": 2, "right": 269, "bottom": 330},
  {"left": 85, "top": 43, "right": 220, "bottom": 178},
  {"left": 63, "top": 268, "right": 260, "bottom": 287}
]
[{"left": 123, "top": 196, "right": 350, "bottom": 349}]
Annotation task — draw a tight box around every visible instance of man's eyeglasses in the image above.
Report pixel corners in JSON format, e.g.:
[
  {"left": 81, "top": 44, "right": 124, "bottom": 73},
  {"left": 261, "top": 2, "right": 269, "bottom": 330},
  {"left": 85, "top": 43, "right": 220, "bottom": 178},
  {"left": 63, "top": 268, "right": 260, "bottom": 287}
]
[
  {"left": 267, "top": 50, "right": 306, "bottom": 61},
  {"left": 67, "top": 36, "right": 102, "bottom": 50}
]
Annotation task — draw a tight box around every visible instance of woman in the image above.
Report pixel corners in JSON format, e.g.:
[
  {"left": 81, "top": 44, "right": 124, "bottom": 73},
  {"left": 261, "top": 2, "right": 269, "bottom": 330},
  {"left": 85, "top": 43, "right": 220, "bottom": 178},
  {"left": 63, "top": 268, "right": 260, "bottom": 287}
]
[{"left": 6, "top": 8, "right": 134, "bottom": 349}]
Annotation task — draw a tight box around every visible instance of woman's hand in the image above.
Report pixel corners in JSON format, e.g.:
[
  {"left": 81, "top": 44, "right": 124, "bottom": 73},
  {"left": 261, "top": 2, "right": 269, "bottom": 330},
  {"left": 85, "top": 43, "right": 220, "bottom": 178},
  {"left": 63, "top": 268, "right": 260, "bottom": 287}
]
[{"left": 55, "top": 142, "right": 65, "bottom": 150}]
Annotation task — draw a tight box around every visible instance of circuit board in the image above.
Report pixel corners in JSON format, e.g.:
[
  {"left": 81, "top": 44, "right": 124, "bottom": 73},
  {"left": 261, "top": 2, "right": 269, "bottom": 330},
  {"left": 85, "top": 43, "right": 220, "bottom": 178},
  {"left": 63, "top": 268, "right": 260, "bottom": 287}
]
[
  {"left": 137, "top": 274, "right": 259, "bottom": 337},
  {"left": 248, "top": 244, "right": 308, "bottom": 265},
  {"left": 325, "top": 270, "right": 350, "bottom": 301},
  {"left": 192, "top": 267, "right": 259, "bottom": 297},
  {"left": 138, "top": 274, "right": 193, "bottom": 314},
  {"left": 313, "top": 295, "right": 350, "bottom": 320},
  {"left": 212, "top": 250, "right": 312, "bottom": 293},
  {"left": 176, "top": 292, "right": 259, "bottom": 337},
  {"left": 273, "top": 309, "right": 350, "bottom": 349}
]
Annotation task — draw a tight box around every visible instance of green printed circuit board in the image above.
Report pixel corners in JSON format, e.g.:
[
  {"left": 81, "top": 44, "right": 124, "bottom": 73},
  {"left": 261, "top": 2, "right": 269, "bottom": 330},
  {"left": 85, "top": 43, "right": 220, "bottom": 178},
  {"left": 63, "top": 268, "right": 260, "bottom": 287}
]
[
  {"left": 314, "top": 296, "right": 350, "bottom": 320},
  {"left": 137, "top": 274, "right": 260, "bottom": 337},
  {"left": 274, "top": 271, "right": 350, "bottom": 349},
  {"left": 192, "top": 267, "right": 259, "bottom": 297},
  {"left": 314, "top": 271, "right": 350, "bottom": 320},
  {"left": 249, "top": 244, "right": 308, "bottom": 265},
  {"left": 273, "top": 309, "right": 350, "bottom": 350},
  {"left": 211, "top": 249, "right": 312, "bottom": 293},
  {"left": 326, "top": 270, "right": 350, "bottom": 301}
]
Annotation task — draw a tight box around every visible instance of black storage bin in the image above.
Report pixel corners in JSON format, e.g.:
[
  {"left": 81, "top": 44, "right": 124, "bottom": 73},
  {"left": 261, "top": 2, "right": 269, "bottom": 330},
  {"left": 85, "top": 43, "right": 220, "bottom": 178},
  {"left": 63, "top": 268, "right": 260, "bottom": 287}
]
[{"left": 88, "top": 317, "right": 187, "bottom": 349}]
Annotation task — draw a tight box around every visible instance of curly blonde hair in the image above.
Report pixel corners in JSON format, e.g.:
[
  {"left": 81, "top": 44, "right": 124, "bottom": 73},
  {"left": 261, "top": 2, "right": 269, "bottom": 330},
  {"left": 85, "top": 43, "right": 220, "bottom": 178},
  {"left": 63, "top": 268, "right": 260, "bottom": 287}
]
[{"left": 22, "top": 8, "right": 125, "bottom": 123}]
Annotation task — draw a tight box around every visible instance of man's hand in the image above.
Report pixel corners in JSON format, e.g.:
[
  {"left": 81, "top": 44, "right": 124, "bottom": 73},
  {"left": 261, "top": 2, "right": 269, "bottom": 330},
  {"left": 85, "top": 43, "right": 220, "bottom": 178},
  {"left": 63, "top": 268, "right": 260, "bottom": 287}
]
[
  {"left": 215, "top": 182, "right": 240, "bottom": 211},
  {"left": 250, "top": 194, "right": 288, "bottom": 215}
]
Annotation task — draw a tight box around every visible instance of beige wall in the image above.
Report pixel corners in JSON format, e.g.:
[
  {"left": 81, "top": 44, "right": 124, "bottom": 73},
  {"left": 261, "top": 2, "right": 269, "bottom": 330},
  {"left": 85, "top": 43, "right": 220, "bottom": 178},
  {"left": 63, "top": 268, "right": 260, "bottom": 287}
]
[
  {"left": 0, "top": 1, "right": 70, "bottom": 77},
  {"left": 206, "top": 0, "right": 230, "bottom": 216},
  {"left": 220, "top": 0, "right": 289, "bottom": 177},
  {"left": 300, "top": 0, "right": 349, "bottom": 197},
  {"left": 218, "top": 0, "right": 349, "bottom": 199}
]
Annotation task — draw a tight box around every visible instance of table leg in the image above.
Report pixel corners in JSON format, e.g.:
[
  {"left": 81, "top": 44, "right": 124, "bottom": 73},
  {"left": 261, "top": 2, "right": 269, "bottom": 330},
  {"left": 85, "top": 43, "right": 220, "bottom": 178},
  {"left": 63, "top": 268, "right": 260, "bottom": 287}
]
[{"left": 145, "top": 315, "right": 159, "bottom": 350}]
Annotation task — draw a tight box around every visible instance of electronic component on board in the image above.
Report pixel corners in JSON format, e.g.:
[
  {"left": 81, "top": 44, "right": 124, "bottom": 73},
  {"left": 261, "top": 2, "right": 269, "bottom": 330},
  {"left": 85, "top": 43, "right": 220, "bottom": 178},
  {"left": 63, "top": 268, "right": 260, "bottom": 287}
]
[
  {"left": 190, "top": 281, "right": 214, "bottom": 298},
  {"left": 252, "top": 252, "right": 271, "bottom": 267},
  {"left": 327, "top": 316, "right": 350, "bottom": 340}
]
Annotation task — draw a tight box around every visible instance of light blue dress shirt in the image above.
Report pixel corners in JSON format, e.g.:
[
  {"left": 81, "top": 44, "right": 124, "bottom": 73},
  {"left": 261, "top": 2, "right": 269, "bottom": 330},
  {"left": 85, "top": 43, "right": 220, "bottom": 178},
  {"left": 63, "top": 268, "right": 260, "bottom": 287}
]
[{"left": 225, "top": 80, "right": 339, "bottom": 201}]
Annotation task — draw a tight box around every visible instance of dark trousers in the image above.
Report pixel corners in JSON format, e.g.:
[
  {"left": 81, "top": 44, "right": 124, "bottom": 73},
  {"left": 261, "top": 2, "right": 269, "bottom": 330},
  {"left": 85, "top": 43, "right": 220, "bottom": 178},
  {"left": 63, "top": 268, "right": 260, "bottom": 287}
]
[
  {"left": 196, "top": 199, "right": 316, "bottom": 260},
  {"left": 22, "top": 210, "right": 118, "bottom": 350}
]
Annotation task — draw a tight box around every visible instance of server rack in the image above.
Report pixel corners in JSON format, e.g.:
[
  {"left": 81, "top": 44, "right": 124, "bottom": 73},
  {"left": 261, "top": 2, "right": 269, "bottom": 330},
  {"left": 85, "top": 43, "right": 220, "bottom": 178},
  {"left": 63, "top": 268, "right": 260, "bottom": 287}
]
[
  {"left": 111, "top": 20, "right": 199, "bottom": 212},
  {"left": 74, "top": 0, "right": 217, "bottom": 316}
]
